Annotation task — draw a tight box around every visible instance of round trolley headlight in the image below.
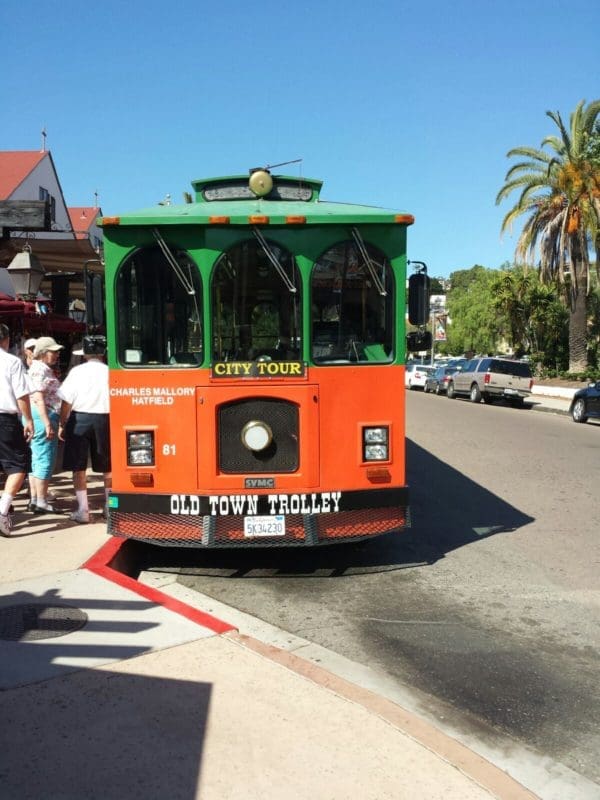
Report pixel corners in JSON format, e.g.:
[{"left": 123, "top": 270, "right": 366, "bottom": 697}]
[{"left": 241, "top": 420, "right": 273, "bottom": 452}]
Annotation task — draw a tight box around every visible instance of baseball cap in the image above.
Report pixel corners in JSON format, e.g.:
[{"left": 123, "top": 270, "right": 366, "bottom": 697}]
[
  {"left": 24, "top": 338, "right": 37, "bottom": 350},
  {"left": 33, "top": 336, "right": 64, "bottom": 357}
]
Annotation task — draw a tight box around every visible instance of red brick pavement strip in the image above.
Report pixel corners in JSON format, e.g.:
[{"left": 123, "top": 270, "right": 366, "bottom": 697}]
[{"left": 82, "top": 536, "right": 236, "bottom": 634}]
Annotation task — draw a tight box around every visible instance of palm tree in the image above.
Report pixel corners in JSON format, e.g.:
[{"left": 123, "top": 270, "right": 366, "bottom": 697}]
[{"left": 496, "top": 100, "right": 600, "bottom": 372}]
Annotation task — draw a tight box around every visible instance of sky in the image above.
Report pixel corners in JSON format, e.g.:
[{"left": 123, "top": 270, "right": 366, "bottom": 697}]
[{"left": 3, "top": 0, "right": 599, "bottom": 278}]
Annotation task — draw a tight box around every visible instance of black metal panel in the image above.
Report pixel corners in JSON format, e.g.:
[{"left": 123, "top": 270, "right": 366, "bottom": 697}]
[{"left": 218, "top": 398, "right": 299, "bottom": 473}]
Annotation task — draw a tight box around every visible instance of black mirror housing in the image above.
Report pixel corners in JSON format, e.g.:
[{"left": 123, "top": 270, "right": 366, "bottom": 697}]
[
  {"left": 406, "top": 330, "right": 432, "bottom": 352},
  {"left": 408, "top": 272, "right": 430, "bottom": 326}
]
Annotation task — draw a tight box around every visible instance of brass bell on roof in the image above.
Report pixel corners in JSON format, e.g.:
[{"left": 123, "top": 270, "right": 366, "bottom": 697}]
[{"left": 249, "top": 169, "right": 273, "bottom": 197}]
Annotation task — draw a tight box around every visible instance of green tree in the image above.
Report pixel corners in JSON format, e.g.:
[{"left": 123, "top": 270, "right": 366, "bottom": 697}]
[
  {"left": 496, "top": 99, "right": 600, "bottom": 372},
  {"left": 446, "top": 265, "right": 506, "bottom": 355},
  {"left": 491, "top": 266, "right": 568, "bottom": 368}
]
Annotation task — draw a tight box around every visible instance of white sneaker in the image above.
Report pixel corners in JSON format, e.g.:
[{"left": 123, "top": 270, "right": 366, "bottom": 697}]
[
  {"left": 0, "top": 513, "right": 12, "bottom": 537},
  {"left": 69, "top": 509, "right": 90, "bottom": 524}
]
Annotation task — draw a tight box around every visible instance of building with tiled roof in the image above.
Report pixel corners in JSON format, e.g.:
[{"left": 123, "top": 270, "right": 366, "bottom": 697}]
[{"left": 0, "top": 149, "right": 103, "bottom": 308}]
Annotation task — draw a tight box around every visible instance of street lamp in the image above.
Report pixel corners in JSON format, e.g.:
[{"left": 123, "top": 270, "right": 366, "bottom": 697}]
[
  {"left": 69, "top": 298, "right": 86, "bottom": 323},
  {"left": 7, "top": 243, "right": 46, "bottom": 300}
]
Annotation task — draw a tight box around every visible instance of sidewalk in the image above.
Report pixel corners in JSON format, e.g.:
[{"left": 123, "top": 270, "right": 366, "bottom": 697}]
[{"left": 0, "top": 475, "right": 549, "bottom": 799}]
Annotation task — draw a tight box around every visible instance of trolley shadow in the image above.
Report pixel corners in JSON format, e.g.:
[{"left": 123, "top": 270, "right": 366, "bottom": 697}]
[{"left": 128, "top": 438, "right": 534, "bottom": 579}]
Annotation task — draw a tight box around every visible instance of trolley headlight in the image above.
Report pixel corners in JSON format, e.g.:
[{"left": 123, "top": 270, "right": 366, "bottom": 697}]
[
  {"left": 363, "top": 426, "right": 389, "bottom": 461},
  {"left": 127, "top": 431, "right": 155, "bottom": 466},
  {"left": 241, "top": 420, "right": 273, "bottom": 452}
]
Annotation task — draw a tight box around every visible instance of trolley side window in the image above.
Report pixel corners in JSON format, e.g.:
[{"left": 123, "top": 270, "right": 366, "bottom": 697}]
[
  {"left": 311, "top": 240, "right": 394, "bottom": 364},
  {"left": 211, "top": 238, "right": 301, "bottom": 362},
  {"left": 116, "top": 245, "right": 203, "bottom": 366}
]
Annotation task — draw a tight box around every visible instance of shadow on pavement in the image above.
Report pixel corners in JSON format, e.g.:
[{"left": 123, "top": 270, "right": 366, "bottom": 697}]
[
  {"left": 0, "top": 666, "right": 210, "bottom": 800},
  {"left": 128, "top": 438, "right": 534, "bottom": 579}
]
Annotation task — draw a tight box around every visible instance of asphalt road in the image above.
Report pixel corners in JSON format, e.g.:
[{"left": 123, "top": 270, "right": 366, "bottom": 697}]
[{"left": 134, "top": 391, "right": 600, "bottom": 791}]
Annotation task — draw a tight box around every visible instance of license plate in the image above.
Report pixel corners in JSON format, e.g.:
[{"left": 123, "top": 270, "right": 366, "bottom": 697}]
[
  {"left": 504, "top": 388, "right": 517, "bottom": 395},
  {"left": 244, "top": 515, "right": 286, "bottom": 538}
]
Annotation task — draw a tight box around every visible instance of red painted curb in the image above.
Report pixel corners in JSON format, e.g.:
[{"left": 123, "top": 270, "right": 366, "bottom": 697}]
[{"left": 82, "top": 536, "right": 236, "bottom": 635}]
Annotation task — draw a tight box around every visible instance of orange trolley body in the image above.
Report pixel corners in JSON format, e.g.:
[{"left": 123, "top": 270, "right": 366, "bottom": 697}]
[{"left": 99, "top": 170, "right": 420, "bottom": 547}]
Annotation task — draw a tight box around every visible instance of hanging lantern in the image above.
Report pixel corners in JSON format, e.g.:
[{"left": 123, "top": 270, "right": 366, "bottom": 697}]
[{"left": 6, "top": 243, "right": 46, "bottom": 299}]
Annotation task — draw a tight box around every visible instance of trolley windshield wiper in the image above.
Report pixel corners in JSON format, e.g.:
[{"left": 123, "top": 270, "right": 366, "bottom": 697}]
[
  {"left": 351, "top": 227, "right": 387, "bottom": 296},
  {"left": 252, "top": 228, "right": 297, "bottom": 293},
  {"left": 152, "top": 228, "right": 196, "bottom": 295}
]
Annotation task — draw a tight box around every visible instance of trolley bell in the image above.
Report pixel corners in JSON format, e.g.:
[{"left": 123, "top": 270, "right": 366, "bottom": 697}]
[{"left": 249, "top": 169, "right": 273, "bottom": 197}]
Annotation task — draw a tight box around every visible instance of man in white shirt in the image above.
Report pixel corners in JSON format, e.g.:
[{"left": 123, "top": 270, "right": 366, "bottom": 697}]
[
  {"left": 0, "top": 324, "right": 34, "bottom": 536},
  {"left": 58, "top": 347, "right": 111, "bottom": 523}
]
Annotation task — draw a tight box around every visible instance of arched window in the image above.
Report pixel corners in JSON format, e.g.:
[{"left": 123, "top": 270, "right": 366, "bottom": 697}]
[
  {"left": 212, "top": 238, "right": 301, "bottom": 362},
  {"left": 116, "top": 245, "right": 203, "bottom": 366},
  {"left": 311, "top": 240, "right": 394, "bottom": 363}
]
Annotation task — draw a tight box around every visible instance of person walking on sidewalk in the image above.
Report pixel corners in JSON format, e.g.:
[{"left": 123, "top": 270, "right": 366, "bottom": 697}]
[
  {"left": 58, "top": 345, "right": 111, "bottom": 524},
  {"left": 28, "top": 336, "right": 64, "bottom": 513},
  {"left": 0, "top": 324, "right": 34, "bottom": 537}
]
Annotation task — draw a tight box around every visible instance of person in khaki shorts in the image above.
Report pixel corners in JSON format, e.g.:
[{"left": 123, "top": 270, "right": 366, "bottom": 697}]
[
  {"left": 58, "top": 346, "right": 111, "bottom": 523},
  {"left": 0, "top": 324, "right": 34, "bottom": 536}
]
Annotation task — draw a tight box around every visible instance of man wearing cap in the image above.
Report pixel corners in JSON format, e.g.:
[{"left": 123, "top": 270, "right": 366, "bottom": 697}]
[
  {"left": 0, "top": 323, "right": 34, "bottom": 536},
  {"left": 28, "top": 336, "right": 64, "bottom": 512},
  {"left": 58, "top": 344, "right": 111, "bottom": 523}
]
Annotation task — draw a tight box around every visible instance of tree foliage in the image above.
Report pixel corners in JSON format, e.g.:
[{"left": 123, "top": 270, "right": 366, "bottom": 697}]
[
  {"left": 445, "top": 266, "right": 506, "bottom": 355},
  {"left": 490, "top": 266, "right": 568, "bottom": 368}
]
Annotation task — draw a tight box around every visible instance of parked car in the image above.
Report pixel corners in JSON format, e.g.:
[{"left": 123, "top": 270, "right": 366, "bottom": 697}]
[
  {"left": 405, "top": 363, "right": 435, "bottom": 390},
  {"left": 447, "top": 357, "right": 468, "bottom": 371},
  {"left": 570, "top": 381, "right": 600, "bottom": 423},
  {"left": 446, "top": 357, "right": 533, "bottom": 406},
  {"left": 424, "top": 366, "right": 460, "bottom": 395}
]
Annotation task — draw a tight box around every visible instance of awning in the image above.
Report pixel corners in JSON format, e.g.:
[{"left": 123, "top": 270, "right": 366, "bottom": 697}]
[{"left": 0, "top": 238, "right": 103, "bottom": 274}]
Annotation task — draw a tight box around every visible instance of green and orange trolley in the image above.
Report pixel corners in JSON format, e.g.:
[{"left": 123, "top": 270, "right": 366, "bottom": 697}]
[{"left": 98, "top": 168, "right": 422, "bottom": 547}]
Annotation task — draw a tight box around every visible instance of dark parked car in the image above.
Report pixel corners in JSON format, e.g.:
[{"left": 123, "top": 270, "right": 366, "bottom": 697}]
[
  {"left": 570, "top": 381, "right": 600, "bottom": 423},
  {"left": 424, "top": 366, "right": 458, "bottom": 395}
]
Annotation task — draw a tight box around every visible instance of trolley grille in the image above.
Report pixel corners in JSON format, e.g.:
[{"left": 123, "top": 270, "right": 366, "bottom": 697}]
[
  {"left": 108, "top": 506, "right": 407, "bottom": 548},
  {"left": 218, "top": 398, "right": 298, "bottom": 473}
]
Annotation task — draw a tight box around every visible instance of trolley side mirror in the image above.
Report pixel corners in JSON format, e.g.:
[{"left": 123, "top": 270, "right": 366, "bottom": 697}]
[
  {"left": 406, "top": 330, "right": 432, "bottom": 352},
  {"left": 408, "top": 272, "right": 430, "bottom": 326}
]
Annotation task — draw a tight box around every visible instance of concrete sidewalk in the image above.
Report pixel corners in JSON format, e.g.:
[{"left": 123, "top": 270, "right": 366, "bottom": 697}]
[{"left": 12, "top": 384, "right": 594, "bottom": 800}]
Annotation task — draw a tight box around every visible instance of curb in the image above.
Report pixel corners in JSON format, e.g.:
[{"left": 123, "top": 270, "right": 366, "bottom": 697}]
[
  {"left": 530, "top": 402, "right": 570, "bottom": 417},
  {"left": 81, "top": 537, "right": 236, "bottom": 634}
]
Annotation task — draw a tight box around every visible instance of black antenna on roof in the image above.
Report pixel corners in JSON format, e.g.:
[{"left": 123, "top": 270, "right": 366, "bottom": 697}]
[{"left": 265, "top": 158, "right": 302, "bottom": 170}]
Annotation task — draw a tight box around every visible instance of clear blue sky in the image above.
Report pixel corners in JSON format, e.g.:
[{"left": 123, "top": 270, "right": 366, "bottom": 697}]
[{"left": 4, "top": 0, "right": 599, "bottom": 277}]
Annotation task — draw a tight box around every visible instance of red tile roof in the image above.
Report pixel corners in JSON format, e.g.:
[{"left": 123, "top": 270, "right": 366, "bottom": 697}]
[
  {"left": 68, "top": 207, "right": 100, "bottom": 239},
  {"left": 0, "top": 151, "right": 48, "bottom": 200}
]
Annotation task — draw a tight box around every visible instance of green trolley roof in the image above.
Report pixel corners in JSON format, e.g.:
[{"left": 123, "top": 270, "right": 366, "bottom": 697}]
[{"left": 99, "top": 173, "right": 414, "bottom": 228}]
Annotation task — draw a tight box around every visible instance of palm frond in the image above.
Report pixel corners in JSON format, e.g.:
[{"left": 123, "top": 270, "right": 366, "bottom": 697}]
[
  {"left": 546, "top": 109, "right": 571, "bottom": 152},
  {"left": 506, "top": 146, "right": 551, "bottom": 163}
]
